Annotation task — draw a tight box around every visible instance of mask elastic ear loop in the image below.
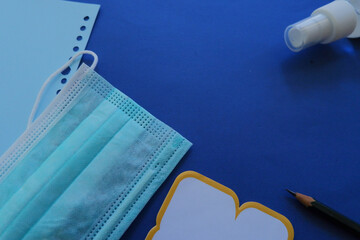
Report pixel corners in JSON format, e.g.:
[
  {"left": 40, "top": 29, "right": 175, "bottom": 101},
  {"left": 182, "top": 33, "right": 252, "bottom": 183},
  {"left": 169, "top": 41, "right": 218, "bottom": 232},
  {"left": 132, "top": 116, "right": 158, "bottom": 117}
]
[{"left": 27, "top": 50, "right": 98, "bottom": 129}]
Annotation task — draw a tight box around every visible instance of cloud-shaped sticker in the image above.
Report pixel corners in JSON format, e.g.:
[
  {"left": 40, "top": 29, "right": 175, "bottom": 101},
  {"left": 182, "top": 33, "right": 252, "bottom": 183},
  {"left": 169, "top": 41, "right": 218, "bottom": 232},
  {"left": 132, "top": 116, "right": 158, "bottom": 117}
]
[{"left": 146, "top": 171, "right": 294, "bottom": 240}]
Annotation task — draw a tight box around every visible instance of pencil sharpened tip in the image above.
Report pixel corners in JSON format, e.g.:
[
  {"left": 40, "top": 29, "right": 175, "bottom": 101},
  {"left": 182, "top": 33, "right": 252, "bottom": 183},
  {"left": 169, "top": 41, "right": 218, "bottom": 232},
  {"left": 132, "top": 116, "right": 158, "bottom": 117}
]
[{"left": 286, "top": 189, "right": 297, "bottom": 196}]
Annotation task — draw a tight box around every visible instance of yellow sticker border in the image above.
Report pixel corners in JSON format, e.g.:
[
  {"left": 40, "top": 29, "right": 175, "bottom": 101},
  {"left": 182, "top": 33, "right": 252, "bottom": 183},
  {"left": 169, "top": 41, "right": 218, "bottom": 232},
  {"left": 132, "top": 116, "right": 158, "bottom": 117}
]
[{"left": 146, "top": 170, "right": 294, "bottom": 240}]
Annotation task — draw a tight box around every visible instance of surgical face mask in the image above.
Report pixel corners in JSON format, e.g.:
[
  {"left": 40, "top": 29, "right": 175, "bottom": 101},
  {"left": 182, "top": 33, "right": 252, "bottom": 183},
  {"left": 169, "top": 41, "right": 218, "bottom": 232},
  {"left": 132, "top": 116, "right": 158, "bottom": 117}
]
[{"left": 0, "top": 51, "right": 192, "bottom": 240}]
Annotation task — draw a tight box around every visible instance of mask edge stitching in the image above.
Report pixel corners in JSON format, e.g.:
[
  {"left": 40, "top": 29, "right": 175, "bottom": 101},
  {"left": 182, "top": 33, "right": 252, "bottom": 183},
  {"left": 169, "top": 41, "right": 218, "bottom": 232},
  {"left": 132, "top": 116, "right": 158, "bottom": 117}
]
[
  {"left": 105, "top": 137, "right": 187, "bottom": 240},
  {"left": 85, "top": 128, "right": 174, "bottom": 240}
]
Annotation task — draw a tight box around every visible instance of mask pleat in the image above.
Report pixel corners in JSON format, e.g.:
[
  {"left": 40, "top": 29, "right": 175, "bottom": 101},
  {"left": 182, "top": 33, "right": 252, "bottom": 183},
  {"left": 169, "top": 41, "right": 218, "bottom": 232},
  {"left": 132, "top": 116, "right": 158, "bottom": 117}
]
[
  {"left": 0, "top": 89, "right": 104, "bottom": 208},
  {"left": 0, "top": 107, "right": 133, "bottom": 240},
  {"left": 0, "top": 99, "right": 120, "bottom": 238},
  {"left": 22, "top": 119, "right": 163, "bottom": 240}
]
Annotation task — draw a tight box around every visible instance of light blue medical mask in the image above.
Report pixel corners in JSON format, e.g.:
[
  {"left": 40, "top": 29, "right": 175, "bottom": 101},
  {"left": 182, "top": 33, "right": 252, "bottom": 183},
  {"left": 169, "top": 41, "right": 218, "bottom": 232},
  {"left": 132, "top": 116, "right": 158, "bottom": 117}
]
[{"left": 0, "top": 51, "right": 192, "bottom": 240}]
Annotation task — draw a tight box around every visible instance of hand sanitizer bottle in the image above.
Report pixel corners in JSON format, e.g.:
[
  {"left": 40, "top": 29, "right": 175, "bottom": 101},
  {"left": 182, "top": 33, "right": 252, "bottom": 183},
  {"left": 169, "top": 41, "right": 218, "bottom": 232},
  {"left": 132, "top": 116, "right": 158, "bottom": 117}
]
[{"left": 284, "top": 0, "right": 360, "bottom": 52}]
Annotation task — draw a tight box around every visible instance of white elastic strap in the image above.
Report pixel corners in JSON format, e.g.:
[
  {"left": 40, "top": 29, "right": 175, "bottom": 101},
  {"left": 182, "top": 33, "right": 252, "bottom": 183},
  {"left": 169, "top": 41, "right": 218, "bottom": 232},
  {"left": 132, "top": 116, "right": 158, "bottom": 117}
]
[{"left": 27, "top": 50, "right": 98, "bottom": 129}]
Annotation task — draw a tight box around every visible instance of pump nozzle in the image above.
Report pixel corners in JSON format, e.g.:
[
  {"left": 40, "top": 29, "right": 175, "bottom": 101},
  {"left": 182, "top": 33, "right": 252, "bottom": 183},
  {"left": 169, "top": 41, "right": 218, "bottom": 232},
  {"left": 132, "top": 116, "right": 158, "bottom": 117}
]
[{"left": 285, "top": 0, "right": 358, "bottom": 52}]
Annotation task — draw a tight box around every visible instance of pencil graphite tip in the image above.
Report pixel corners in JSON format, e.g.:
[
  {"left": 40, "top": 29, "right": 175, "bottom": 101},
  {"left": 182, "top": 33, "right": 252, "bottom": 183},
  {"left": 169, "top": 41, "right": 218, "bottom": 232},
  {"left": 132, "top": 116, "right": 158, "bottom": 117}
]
[{"left": 286, "top": 189, "right": 297, "bottom": 196}]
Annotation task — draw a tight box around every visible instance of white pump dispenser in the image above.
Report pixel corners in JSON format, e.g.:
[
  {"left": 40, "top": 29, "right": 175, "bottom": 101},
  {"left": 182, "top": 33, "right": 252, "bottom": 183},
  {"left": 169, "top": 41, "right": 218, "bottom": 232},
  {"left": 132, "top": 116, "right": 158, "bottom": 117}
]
[{"left": 284, "top": 0, "right": 360, "bottom": 52}]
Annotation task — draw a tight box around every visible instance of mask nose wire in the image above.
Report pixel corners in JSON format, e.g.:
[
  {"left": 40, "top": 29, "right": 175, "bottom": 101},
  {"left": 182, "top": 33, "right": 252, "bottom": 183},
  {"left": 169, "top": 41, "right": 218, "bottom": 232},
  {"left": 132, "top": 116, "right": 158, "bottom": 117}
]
[{"left": 27, "top": 50, "right": 98, "bottom": 129}]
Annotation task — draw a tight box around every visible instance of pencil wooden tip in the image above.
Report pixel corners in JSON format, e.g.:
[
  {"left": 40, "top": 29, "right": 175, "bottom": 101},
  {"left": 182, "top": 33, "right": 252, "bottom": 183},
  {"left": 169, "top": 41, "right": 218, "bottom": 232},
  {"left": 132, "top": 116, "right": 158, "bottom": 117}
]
[
  {"left": 287, "top": 190, "right": 315, "bottom": 207},
  {"left": 286, "top": 189, "right": 297, "bottom": 196}
]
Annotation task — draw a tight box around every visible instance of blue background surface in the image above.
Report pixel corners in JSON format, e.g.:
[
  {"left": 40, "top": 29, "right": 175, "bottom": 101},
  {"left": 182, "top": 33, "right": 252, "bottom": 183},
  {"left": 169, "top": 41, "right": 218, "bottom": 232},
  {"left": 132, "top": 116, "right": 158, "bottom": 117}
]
[{"left": 72, "top": 0, "right": 360, "bottom": 239}]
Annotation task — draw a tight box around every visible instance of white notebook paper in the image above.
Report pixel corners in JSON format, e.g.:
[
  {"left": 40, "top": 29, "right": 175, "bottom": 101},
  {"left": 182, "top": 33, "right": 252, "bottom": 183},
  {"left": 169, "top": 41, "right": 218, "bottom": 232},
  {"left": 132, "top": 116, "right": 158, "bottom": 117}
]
[{"left": 0, "top": 0, "right": 100, "bottom": 155}]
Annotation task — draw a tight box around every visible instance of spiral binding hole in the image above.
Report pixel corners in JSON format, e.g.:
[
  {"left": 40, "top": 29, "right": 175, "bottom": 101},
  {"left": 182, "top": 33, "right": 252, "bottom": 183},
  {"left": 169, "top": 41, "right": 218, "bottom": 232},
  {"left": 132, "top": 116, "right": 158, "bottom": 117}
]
[{"left": 61, "top": 66, "right": 71, "bottom": 75}]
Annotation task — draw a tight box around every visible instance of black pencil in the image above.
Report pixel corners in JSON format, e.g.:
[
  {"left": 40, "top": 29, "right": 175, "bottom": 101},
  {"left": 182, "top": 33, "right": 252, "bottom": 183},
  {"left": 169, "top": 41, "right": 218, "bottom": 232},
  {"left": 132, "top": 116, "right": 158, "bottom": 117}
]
[{"left": 286, "top": 189, "right": 360, "bottom": 234}]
